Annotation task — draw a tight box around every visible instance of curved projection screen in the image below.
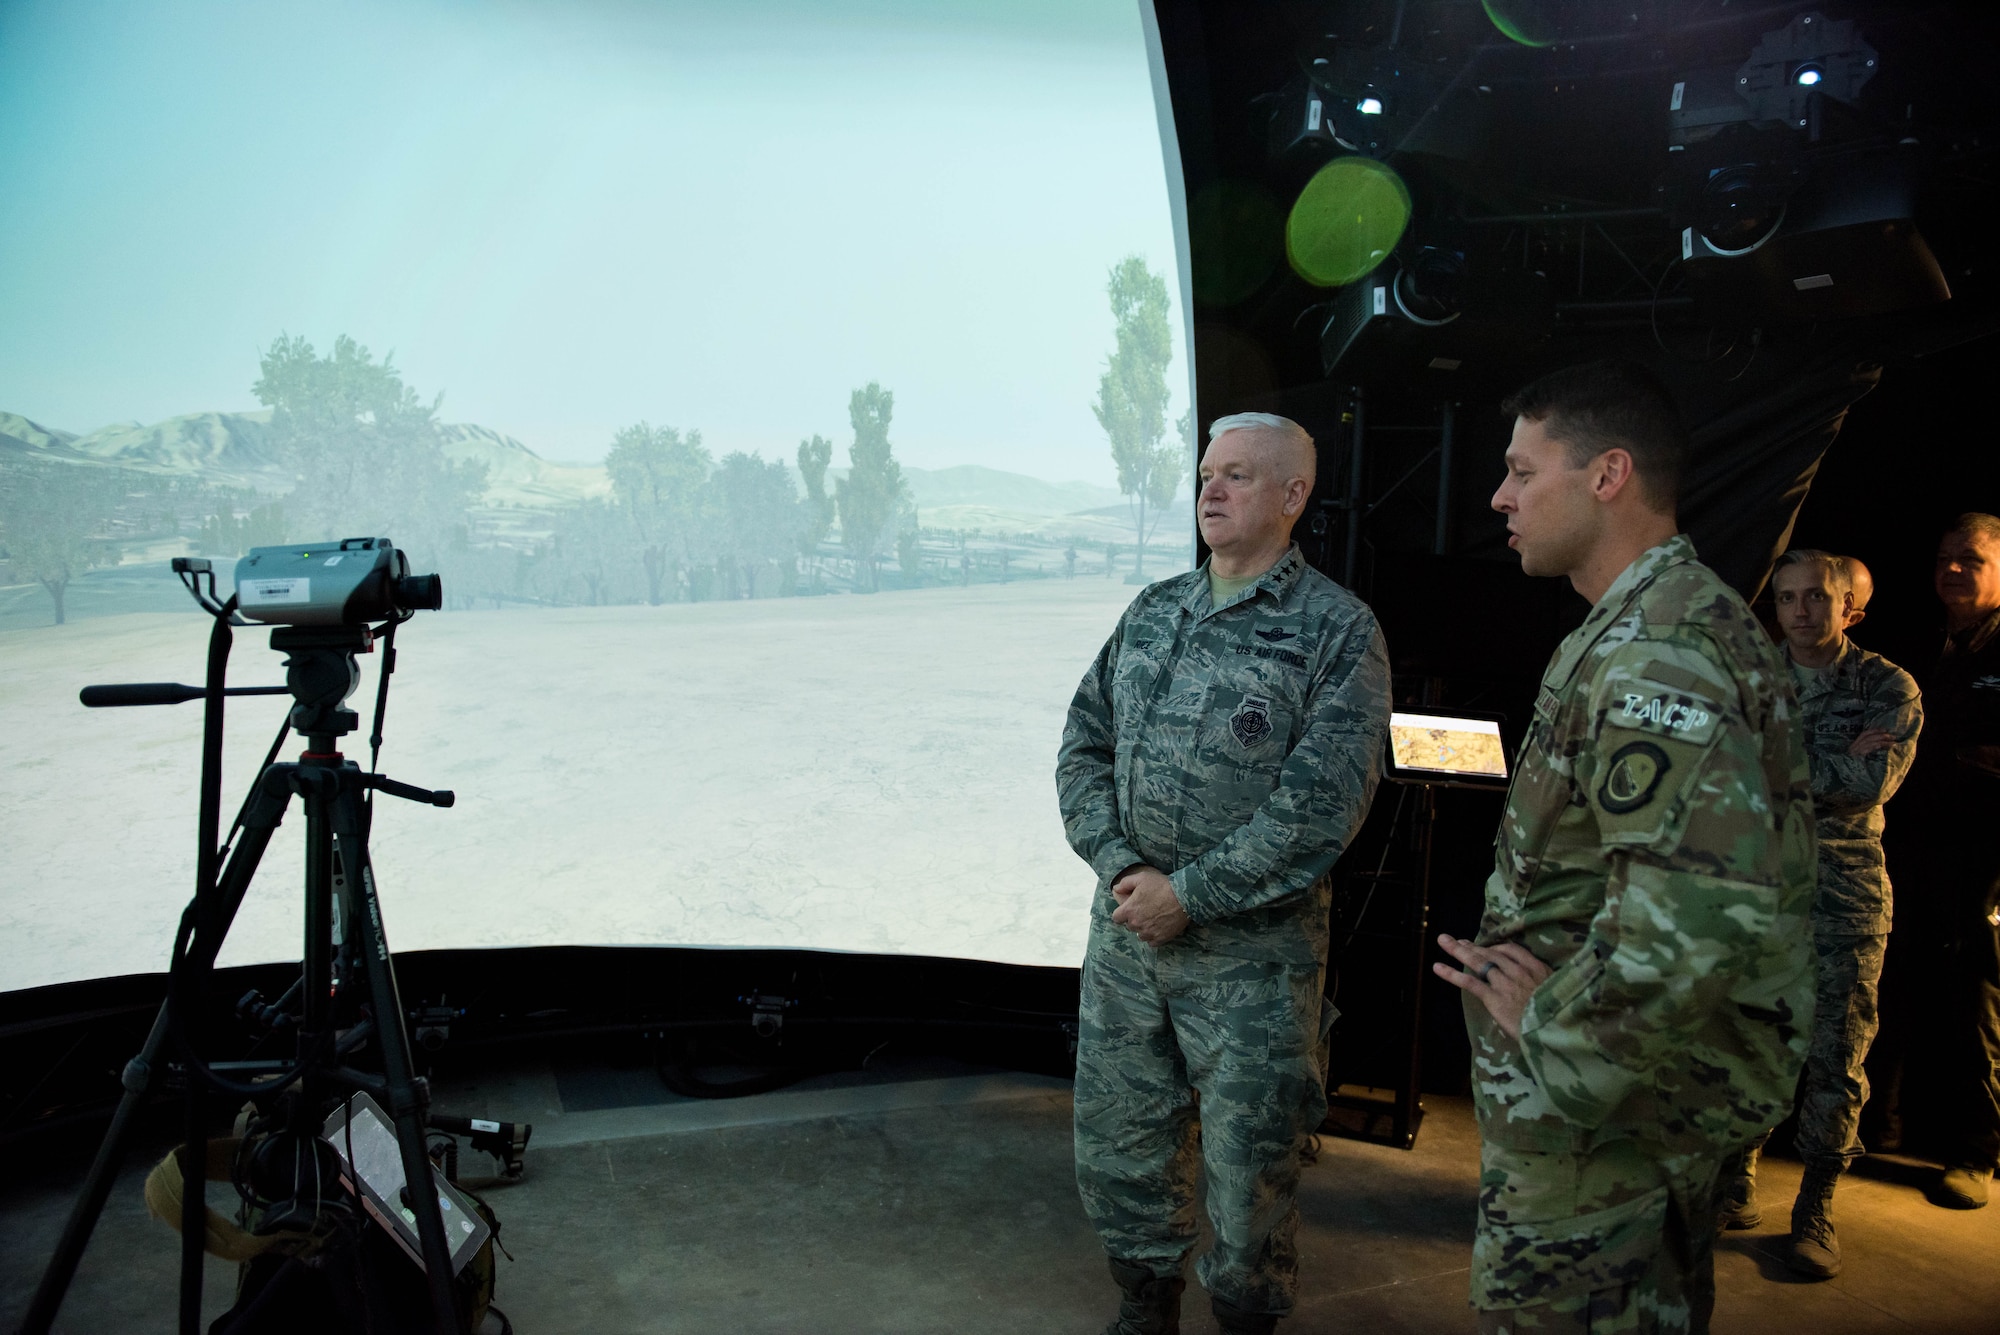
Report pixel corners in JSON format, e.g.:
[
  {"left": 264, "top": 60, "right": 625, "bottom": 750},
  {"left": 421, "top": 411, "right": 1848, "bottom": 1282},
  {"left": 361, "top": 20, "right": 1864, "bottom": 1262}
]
[{"left": 0, "top": 0, "right": 1193, "bottom": 992}]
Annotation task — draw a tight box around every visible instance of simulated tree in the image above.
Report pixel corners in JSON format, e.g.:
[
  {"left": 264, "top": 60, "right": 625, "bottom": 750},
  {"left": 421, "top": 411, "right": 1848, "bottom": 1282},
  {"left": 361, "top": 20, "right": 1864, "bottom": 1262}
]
[
  {"left": 606, "top": 421, "right": 711, "bottom": 603},
  {"left": 1092, "top": 256, "right": 1185, "bottom": 579},
  {"left": 0, "top": 460, "right": 120, "bottom": 626},
  {"left": 713, "top": 450, "right": 801, "bottom": 597},
  {"left": 253, "top": 334, "right": 487, "bottom": 571},
  {"left": 834, "top": 383, "right": 909, "bottom": 593},
  {"left": 796, "top": 434, "right": 836, "bottom": 591}
]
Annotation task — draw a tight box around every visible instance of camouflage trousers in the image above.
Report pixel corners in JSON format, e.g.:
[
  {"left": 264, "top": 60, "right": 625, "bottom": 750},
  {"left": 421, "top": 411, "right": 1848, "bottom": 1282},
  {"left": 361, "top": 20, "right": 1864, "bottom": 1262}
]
[
  {"left": 1739, "top": 931, "right": 1886, "bottom": 1171},
  {"left": 1473, "top": 1137, "right": 1722, "bottom": 1335},
  {"left": 1073, "top": 918, "right": 1332, "bottom": 1315},
  {"left": 1794, "top": 932, "right": 1887, "bottom": 1169}
]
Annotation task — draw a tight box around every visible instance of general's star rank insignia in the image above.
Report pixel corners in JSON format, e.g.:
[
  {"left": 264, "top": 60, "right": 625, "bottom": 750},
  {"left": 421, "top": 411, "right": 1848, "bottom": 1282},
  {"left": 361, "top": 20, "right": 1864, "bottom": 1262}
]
[
  {"left": 1230, "top": 695, "right": 1274, "bottom": 748},
  {"left": 1598, "top": 740, "right": 1670, "bottom": 814}
]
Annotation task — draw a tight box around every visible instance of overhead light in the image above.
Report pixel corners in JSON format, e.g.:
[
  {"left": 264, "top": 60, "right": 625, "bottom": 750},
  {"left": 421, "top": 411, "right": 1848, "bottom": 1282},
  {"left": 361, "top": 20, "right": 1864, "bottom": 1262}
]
[
  {"left": 1793, "top": 63, "right": 1825, "bottom": 87},
  {"left": 1356, "top": 97, "right": 1385, "bottom": 116}
]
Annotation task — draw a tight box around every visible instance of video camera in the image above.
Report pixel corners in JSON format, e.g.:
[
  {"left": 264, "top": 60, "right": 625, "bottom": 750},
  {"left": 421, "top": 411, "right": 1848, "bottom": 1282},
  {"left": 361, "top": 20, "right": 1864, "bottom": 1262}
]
[{"left": 226, "top": 537, "right": 443, "bottom": 625}]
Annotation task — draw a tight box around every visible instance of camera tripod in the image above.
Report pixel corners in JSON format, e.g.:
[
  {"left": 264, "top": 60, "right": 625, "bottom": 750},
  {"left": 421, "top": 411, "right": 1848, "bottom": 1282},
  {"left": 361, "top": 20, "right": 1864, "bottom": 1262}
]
[{"left": 21, "top": 597, "right": 466, "bottom": 1333}]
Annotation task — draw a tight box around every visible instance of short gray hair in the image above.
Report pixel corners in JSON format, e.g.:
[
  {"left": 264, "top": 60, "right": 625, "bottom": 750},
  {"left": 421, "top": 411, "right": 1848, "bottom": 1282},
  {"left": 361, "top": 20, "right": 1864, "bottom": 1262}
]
[
  {"left": 1207, "top": 411, "right": 1313, "bottom": 452},
  {"left": 1207, "top": 413, "right": 1316, "bottom": 491}
]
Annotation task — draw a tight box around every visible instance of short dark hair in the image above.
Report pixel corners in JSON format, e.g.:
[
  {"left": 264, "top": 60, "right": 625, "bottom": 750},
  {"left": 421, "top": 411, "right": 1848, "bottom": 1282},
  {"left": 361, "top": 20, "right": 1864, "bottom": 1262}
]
[
  {"left": 1501, "top": 359, "right": 1687, "bottom": 511},
  {"left": 1947, "top": 513, "right": 2000, "bottom": 549}
]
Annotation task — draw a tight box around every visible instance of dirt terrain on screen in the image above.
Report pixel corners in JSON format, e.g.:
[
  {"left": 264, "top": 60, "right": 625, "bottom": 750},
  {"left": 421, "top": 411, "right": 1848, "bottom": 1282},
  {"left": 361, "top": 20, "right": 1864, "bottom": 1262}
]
[
  {"left": 0, "top": 579, "right": 1157, "bottom": 991},
  {"left": 1390, "top": 725, "right": 1508, "bottom": 778}
]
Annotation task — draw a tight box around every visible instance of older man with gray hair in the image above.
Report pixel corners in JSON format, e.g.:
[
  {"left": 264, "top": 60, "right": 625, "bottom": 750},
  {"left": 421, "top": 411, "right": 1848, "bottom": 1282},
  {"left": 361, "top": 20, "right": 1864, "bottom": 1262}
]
[{"left": 1058, "top": 412, "right": 1392, "bottom": 1335}]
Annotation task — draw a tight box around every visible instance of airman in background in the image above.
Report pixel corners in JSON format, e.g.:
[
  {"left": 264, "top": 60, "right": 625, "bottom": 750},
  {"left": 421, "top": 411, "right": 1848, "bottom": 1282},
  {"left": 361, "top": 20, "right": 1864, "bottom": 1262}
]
[
  {"left": 1436, "top": 360, "right": 1815, "bottom": 1335},
  {"left": 1878, "top": 514, "right": 2000, "bottom": 1209},
  {"left": 1717, "top": 549, "right": 1921, "bottom": 1279}
]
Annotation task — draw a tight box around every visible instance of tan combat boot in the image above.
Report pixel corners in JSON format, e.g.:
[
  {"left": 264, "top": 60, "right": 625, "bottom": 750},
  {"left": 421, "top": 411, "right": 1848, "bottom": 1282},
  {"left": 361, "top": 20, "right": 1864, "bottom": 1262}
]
[{"left": 1785, "top": 1164, "right": 1841, "bottom": 1279}]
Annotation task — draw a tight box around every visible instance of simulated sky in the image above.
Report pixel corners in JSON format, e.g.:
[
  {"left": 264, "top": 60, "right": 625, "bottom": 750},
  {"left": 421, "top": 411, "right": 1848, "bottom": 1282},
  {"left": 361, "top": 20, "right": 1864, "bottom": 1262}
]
[{"left": 0, "top": 0, "right": 1186, "bottom": 484}]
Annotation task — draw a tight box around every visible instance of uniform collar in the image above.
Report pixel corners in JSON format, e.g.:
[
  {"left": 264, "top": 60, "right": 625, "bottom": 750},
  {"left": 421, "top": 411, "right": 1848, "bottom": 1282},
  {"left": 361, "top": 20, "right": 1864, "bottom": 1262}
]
[
  {"left": 1183, "top": 543, "right": 1309, "bottom": 617},
  {"left": 1947, "top": 605, "right": 2000, "bottom": 658},
  {"left": 1595, "top": 534, "right": 1697, "bottom": 615},
  {"left": 1785, "top": 635, "right": 1855, "bottom": 696},
  {"left": 1538, "top": 535, "right": 1698, "bottom": 696}
]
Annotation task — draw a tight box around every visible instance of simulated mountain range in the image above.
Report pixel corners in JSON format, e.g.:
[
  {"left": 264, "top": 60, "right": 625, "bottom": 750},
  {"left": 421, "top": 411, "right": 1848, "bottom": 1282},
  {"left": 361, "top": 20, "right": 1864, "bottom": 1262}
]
[{"left": 0, "top": 409, "right": 1149, "bottom": 521}]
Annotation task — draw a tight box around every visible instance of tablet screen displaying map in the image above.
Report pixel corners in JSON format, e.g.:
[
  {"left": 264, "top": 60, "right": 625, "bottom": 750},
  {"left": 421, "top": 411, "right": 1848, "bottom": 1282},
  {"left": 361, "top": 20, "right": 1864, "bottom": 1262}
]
[{"left": 1388, "top": 712, "right": 1509, "bottom": 781}]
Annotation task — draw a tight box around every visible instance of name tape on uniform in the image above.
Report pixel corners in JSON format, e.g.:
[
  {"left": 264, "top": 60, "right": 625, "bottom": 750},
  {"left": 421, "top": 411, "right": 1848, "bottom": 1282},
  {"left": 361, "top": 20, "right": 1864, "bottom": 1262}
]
[{"left": 1618, "top": 692, "right": 1710, "bottom": 734}]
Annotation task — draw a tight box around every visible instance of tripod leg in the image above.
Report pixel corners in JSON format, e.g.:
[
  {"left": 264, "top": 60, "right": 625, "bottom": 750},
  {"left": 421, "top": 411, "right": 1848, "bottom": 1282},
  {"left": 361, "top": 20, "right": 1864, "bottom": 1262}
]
[
  {"left": 17, "top": 1007, "right": 168, "bottom": 1335},
  {"left": 179, "top": 1061, "right": 206, "bottom": 1335},
  {"left": 335, "top": 822, "right": 464, "bottom": 1334},
  {"left": 17, "top": 813, "right": 286, "bottom": 1335}
]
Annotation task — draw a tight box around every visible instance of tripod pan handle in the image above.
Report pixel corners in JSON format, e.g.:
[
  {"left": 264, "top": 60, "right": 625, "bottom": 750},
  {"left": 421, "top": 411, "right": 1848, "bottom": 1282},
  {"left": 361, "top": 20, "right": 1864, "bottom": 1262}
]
[
  {"left": 80, "top": 682, "right": 203, "bottom": 707},
  {"left": 370, "top": 775, "right": 456, "bottom": 808}
]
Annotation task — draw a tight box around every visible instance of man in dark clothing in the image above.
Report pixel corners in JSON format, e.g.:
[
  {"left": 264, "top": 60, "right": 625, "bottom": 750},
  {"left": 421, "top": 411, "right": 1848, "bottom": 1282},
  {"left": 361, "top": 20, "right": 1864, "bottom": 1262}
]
[{"left": 1881, "top": 514, "right": 2000, "bottom": 1208}]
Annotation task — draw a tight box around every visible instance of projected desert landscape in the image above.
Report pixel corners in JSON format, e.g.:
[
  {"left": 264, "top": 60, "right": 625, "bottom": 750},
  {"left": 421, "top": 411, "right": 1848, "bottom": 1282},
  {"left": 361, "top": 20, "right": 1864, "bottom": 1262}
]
[
  {"left": 0, "top": 0, "right": 1197, "bottom": 991},
  {"left": 0, "top": 372, "right": 1194, "bottom": 991},
  {"left": 0, "top": 316, "right": 1195, "bottom": 991},
  {"left": 0, "top": 574, "right": 1167, "bottom": 992}
]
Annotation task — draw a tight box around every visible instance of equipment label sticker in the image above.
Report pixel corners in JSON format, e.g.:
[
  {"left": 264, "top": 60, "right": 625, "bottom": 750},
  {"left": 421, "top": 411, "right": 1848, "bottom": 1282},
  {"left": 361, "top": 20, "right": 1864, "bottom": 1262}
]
[{"left": 240, "top": 577, "right": 311, "bottom": 606}]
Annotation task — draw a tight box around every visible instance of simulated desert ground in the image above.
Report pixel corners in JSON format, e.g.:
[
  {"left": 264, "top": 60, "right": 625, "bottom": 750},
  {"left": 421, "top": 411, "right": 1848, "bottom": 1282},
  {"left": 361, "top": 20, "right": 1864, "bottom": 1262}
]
[{"left": 0, "top": 577, "right": 1160, "bottom": 991}]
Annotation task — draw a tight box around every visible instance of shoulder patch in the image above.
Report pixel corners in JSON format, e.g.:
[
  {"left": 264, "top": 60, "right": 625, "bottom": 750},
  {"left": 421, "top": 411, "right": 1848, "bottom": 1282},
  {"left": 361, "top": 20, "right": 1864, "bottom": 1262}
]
[
  {"left": 1603, "top": 681, "right": 1722, "bottom": 745},
  {"left": 1599, "top": 741, "right": 1670, "bottom": 813}
]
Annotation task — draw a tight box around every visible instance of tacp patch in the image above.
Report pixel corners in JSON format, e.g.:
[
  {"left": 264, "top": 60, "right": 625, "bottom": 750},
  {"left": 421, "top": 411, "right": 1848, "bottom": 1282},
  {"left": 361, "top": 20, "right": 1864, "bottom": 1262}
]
[
  {"left": 1598, "top": 740, "right": 1670, "bottom": 814},
  {"left": 1230, "top": 695, "right": 1275, "bottom": 749},
  {"left": 1614, "top": 692, "right": 1712, "bottom": 736}
]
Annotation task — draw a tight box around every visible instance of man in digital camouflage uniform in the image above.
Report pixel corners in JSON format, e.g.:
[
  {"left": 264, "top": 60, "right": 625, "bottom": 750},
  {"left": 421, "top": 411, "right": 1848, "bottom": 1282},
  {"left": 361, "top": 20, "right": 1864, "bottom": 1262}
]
[
  {"left": 1057, "top": 411, "right": 1391, "bottom": 1335},
  {"left": 1716, "top": 550, "right": 1920, "bottom": 1279},
  {"left": 1434, "top": 361, "right": 1815, "bottom": 1335}
]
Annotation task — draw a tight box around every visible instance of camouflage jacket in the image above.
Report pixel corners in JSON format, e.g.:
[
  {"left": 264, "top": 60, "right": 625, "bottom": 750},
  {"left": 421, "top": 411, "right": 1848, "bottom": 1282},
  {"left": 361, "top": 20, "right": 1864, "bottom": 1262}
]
[
  {"left": 1788, "top": 639, "right": 1922, "bottom": 935},
  {"left": 1468, "top": 535, "right": 1816, "bottom": 1156},
  {"left": 1056, "top": 545, "right": 1392, "bottom": 964}
]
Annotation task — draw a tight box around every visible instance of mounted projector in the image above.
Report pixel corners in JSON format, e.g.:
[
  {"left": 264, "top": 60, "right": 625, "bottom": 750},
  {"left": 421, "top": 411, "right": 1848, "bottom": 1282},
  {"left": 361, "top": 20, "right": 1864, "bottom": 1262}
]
[
  {"left": 1319, "top": 251, "right": 1552, "bottom": 388},
  {"left": 1664, "top": 12, "right": 1938, "bottom": 321},
  {"left": 1261, "top": 43, "right": 1484, "bottom": 168},
  {"left": 1682, "top": 144, "right": 1949, "bottom": 321},
  {"left": 1666, "top": 12, "right": 1878, "bottom": 150}
]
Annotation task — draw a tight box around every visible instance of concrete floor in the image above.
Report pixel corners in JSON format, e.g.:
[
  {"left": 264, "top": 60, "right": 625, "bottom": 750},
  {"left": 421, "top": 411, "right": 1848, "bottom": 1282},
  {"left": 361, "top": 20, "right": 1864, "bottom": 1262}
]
[{"left": 6, "top": 1056, "right": 1999, "bottom": 1334}]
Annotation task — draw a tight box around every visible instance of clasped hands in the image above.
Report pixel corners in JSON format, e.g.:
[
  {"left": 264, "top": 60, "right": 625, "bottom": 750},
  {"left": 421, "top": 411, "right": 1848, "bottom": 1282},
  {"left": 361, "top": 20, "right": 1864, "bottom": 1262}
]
[{"left": 1110, "top": 864, "right": 1190, "bottom": 946}]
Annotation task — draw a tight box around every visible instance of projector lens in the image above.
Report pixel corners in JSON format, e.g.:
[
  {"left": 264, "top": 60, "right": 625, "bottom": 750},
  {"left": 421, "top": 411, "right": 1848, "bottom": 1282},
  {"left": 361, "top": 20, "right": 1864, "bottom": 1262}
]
[
  {"left": 1285, "top": 157, "right": 1412, "bottom": 288},
  {"left": 1795, "top": 64, "right": 1824, "bottom": 86}
]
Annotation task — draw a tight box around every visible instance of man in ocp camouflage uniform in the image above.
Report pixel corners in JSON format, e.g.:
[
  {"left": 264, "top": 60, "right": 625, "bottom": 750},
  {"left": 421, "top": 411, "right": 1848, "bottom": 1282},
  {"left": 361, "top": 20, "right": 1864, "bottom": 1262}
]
[
  {"left": 1717, "top": 550, "right": 1920, "bottom": 1279},
  {"left": 1057, "top": 412, "right": 1391, "bottom": 1335},
  {"left": 1435, "top": 361, "right": 1815, "bottom": 1335}
]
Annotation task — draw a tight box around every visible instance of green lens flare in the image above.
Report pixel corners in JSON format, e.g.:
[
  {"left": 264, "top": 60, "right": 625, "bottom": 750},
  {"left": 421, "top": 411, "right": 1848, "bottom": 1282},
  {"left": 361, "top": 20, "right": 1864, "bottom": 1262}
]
[
  {"left": 1482, "top": 0, "right": 1558, "bottom": 48},
  {"left": 1284, "top": 157, "right": 1411, "bottom": 288},
  {"left": 1190, "top": 179, "right": 1283, "bottom": 309}
]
